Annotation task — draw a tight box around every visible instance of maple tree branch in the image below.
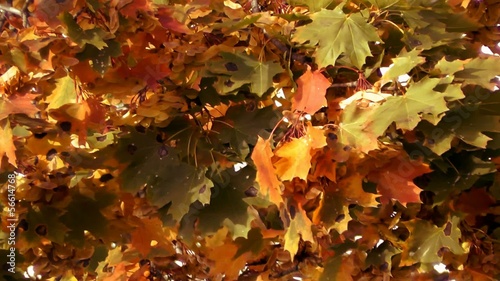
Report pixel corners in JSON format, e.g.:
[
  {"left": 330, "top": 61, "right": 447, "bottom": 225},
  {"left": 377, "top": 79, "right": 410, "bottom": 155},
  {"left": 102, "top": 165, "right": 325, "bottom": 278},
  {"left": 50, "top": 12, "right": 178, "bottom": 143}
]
[
  {"left": 0, "top": 4, "right": 22, "bottom": 17},
  {"left": 330, "top": 81, "right": 358, "bottom": 87},
  {"left": 263, "top": 33, "right": 308, "bottom": 64},
  {"left": 250, "top": 0, "right": 260, "bottom": 13},
  {"left": 21, "top": 0, "right": 32, "bottom": 27}
]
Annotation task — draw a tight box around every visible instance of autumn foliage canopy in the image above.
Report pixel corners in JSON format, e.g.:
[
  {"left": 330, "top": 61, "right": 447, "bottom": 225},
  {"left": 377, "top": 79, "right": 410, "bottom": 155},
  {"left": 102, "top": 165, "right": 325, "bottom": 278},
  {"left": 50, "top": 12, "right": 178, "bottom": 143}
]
[{"left": 1, "top": 0, "right": 500, "bottom": 280}]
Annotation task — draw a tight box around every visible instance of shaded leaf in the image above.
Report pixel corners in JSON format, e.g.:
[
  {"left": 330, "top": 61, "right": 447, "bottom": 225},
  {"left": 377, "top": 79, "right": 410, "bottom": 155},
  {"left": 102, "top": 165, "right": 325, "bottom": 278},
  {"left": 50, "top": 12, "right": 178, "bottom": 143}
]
[
  {"left": 401, "top": 216, "right": 465, "bottom": 265},
  {"left": 367, "top": 156, "right": 432, "bottom": 206}
]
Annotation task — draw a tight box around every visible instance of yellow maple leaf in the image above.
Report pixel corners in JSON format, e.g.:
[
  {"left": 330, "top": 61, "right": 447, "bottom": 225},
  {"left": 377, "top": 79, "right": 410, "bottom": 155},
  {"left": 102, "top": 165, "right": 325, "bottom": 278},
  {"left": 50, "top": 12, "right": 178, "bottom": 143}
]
[
  {"left": 0, "top": 119, "right": 17, "bottom": 167},
  {"left": 275, "top": 137, "right": 311, "bottom": 181},
  {"left": 275, "top": 124, "right": 327, "bottom": 181},
  {"left": 284, "top": 204, "right": 314, "bottom": 260},
  {"left": 338, "top": 173, "right": 379, "bottom": 207}
]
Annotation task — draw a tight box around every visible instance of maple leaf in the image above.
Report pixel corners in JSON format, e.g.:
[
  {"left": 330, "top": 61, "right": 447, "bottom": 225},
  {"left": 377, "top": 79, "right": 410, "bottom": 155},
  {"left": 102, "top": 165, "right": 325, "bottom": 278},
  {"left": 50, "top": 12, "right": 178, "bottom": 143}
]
[
  {"left": 312, "top": 189, "right": 352, "bottom": 233},
  {"left": 367, "top": 156, "right": 432, "bottom": 206},
  {"left": 118, "top": 0, "right": 152, "bottom": 19},
  {"left": 365, "top": 241, "right": 401, "bottom": 273},
  {"left": 131, "top": 217, "right": 175, "bottom": 257},
  {"left": 274, "top": 124, "right": 326, "bottom": 181},
  {"left": 366, "top": 77, "right": 449, "bottom": 136},
  {"left": 289, "top": 0, "right": 334, "bottom": 12},
  {"left": 454, "top": 57, "right": 500, "bottom": 90},
  {"left": 292, "top": 6, "right": 382, "bottom": 68},
  {"left": 117, "top": 130, "right": 213, "bottom": 222},
  {"left": 0, "top": 66, "right": 20, "bottom": 92},
  {"left": 234, "top": 228, "right": 265, "bottom": 258},
  {"left": 311, "top": 149, "right": 337, "bottom": 182},
  {"left": 157, "top": 7, "right": 192, "bottom": 33},
  {"left": 320, "top": 255, "right": 355, "bottom": 281},
  {"left": 338, "top": 173, "right": 379, "bottom": 207},
  {"left": 5, "top": 0, "right": 500, "bottom": 279},
  {"left": 44, "top": 75, "right": 78, "bottom": 111},
  {"left": 207, "top": 52, "right": 283, "bottom": 96},
  {"left": 381, "top": 48, "right": 426, "bottom": 82},
  {"left": 0, "top": 94, "right": 39, "bottom": 120},
  {"left": 251, "top": 137, "right": 283, "bottom": 204},
  {"left": 0, "top": 119, "right": 17, "bottom": 167},
  {"left": 284, "top": 204, "right": 314, "bottom": 260},
  {"left": 337, "top": 102, "right": 379, "bottom": 153},
  {"left": 292, "top": 66, "right": 330, "bottom": 114},
  {"left": 207, "top": 241, "right": 249, "bottom": 280},
  {"left": 60, "top": 13, "right": 108, "bottom": 50},
  {"left": 401, "top": 216, "right": 465, "bottom": 265},
  {"left": 19, "top": 205, "right": 69, "bottom": 248}
]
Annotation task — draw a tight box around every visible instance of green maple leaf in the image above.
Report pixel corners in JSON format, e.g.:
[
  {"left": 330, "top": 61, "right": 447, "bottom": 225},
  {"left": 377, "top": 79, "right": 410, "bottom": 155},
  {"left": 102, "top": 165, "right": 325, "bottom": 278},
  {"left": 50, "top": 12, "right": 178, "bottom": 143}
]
[
  {"left": 382, "top": 49, "right": 426, "bottom": 82},
  {"left": 212, "top": 15, "right": 261, "bottom": 33},
  {"left": 367, "top": 0, "right": 402, "bottom": 9},
  {"left": 45, "top": 75, "right": 77, "bottom": 111},
  {"left": 434, "top": 57, "right": 500, "bottom": 90},
  {"left": 423, "top": 154, "right": 495, "bottom": 203},
  {"left": 402, "top": 216, "right": 465, "bottom": 265},
  {"left": 292, "top": 7, "right": 381, "bottom": 68},
  {"left": 320, "top": 254, "right": 355, "bottom": 281},
  {"left": 76, "top": 40, "right": 122, "bottom": 75},
  {"left": 61, "top": 13, "right": 108, "bottom": 50},
  {"left": 213, "top": 104, "right": 280, "bottom": 159},
  {"left": 234, "top": 228, "right": 264, "bottom": 258},
  {"left": 116, "top": 129, "right": 213, "bottom": 222},
  {"left": 337, "top": 102, "right": 380, "bottom": 153},
  {"left": 21, "top": 206, "right": 69, "bottom": 246},
  {"left": 284, "top": 205, "right": 314, "bottom": 260},
  {"left": 180, "top": 166, "right": 256, "bottom": 239},
  {"left": 288, "top": 0, "right": 334, "bottom": 12},
  {"left": 367, "top": 77, "right": 448, "bottom": 136},
  {"left": 60, "top": 191, "right": 117, "bottom": 246},
  {"left": 206, "top": 52, "right": 283, "bottom": 96},
  {"left": 435, "top": 58, "right": 465, "bottom": 75},
  {"left": 418, "top": 87, "right": 500, "bottom": 154},
  {"left": 419, "top": 111, "right": 500, "bottom": 155},
  {"left": 365, "top": 241, "right": 401, "bottom": 272},
  {"left": 454, "top": 57, "right": 500, "bottom": 90}
]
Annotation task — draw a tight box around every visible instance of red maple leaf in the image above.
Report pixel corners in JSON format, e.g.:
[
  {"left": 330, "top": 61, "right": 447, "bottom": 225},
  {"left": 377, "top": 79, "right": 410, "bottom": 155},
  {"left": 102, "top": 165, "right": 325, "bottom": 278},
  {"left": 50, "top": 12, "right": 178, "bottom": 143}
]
[{"left": 367, "top": 157, "right": 432, "bottom": 206}]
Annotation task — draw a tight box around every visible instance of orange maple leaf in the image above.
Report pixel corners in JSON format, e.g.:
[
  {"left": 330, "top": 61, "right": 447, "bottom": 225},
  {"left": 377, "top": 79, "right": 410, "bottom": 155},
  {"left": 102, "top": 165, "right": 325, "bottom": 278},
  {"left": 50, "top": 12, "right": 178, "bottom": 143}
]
[
  {"left": 275, "top": 137, "right": 312, "bottom": 181},
  {"left": 367, "top": 157, "right": 432, "bottom": 206},
  {"left": 251, "top": 137, "right": 283, "bottom": 204},
  {"left": 118, "top": 0, "right": 152, "bottom": 19},
  {"left": 292, "top": 66, "right": 330, "bottom": 114},
  {"left": 207, "top": 242, "right": 249, "bottom": 280},
  {"left": 0, "top": 119, "right": 17, "bottom": 167},
  {"left": 131, "top": 217, "right": 175, "bottom": 258},
  {"left": 0, "top": 94, "right": 39, "bottom": 120},
  {"left": 311, "top": 149, "right": 337, "bottom": 182}
]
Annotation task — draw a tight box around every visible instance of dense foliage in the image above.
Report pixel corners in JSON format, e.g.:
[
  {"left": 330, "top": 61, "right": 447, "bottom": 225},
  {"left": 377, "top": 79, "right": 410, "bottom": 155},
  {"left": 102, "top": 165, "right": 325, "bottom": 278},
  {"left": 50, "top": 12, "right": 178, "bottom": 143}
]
[{"left": 1, "top": 0, "right": 499, "bottom": 280}]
